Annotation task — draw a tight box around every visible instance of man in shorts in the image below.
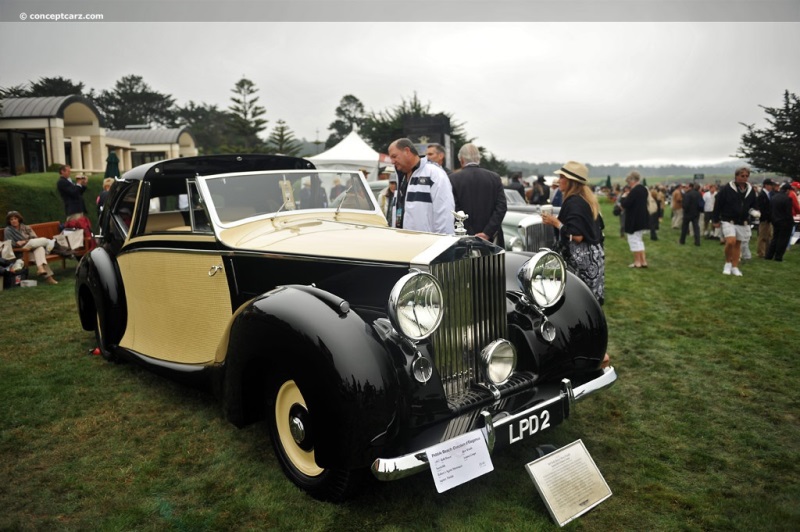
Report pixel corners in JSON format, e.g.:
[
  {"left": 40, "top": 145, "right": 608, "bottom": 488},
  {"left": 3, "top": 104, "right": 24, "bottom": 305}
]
[
  {"left": 620, "top": 171, "right": 650, "bottom": 268},
  {"left": 712, "top": 167, "right": 758, "bottom": 276}
]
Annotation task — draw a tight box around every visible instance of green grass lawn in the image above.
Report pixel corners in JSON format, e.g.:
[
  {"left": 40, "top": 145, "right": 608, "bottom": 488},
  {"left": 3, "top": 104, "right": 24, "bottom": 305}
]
[{"left": 1, "top": 192, "right": 799, "bottom": 530}]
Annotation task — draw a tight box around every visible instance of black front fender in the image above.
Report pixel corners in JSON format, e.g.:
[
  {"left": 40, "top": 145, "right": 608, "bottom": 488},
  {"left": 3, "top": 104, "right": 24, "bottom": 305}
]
[
  {"left": 222, "top": 285, "right": 400, "bottom": 470},
  {"left": 508, "top": 269, "right": 607, "bottom": 382}
]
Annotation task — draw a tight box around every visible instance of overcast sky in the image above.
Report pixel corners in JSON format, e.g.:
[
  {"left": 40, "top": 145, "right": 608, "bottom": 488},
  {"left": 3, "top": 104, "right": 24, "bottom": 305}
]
[{"left": 2, "top": 18, "right": 799, "bottom": 166}]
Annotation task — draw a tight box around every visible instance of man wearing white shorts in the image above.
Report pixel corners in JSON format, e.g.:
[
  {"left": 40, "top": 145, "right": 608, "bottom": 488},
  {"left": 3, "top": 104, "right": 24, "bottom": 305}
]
[
  {"left": 620, "top": 171, "right": 651, "bottom": 268},
  {"left": 712, "top": 167, "right": 758, "bottom": 276}
]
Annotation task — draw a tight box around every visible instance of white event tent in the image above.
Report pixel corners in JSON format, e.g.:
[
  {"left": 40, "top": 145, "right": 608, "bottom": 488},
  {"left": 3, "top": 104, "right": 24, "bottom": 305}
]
[{"left": 308, "top": 130, "right": 386, "bottom": 180}]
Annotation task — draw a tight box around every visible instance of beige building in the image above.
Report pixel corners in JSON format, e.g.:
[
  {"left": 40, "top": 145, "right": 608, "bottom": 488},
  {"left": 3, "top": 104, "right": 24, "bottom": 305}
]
[
  {"left": 107, "top": 128, "right": 197, "bottom": 168},
  {"left": 0, "top": 95, "right": 197, "bottom": 176}
]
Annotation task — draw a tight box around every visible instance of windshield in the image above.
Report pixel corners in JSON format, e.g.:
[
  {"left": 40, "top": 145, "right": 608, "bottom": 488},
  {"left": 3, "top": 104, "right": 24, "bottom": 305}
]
[
  {"left": 505, "top": 189, "right": 526, "bottom": 205},
  {"left": 201, "top": 170, "right": 376, "bottom": 225}
]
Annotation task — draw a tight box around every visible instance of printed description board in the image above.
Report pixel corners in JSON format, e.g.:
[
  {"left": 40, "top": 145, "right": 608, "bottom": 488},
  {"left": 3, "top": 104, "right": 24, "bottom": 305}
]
[{"left": 525, "top": 439, "right": 612, "bottom": 527}]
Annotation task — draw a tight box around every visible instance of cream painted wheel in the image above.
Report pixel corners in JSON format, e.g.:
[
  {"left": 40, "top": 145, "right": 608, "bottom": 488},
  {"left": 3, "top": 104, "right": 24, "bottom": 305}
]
[
  {"left": 274, "top": 380, "right": 323, "bottom": 477},
  {"left": 267, "top": 376, "right": 364, "bottom": 501}
]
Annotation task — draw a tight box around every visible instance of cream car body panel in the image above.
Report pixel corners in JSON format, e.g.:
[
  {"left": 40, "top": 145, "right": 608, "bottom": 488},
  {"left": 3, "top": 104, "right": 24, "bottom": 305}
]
[
  {"left": 118, "top": 249, "right": 231, "bottom": 364},
  {"left": 219, "top": 213, "right": 454, "bottom": 264}
]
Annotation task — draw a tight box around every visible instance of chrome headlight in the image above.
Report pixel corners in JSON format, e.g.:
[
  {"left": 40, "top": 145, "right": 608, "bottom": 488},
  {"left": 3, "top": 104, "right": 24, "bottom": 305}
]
[
  {"left": 509, "top": 236, "right": 524, "bottom": 252},
  {"left": 517, "top": 250, "right": 566, "bottom": 308},
  {"left": 388, "top": 271, "right": 444, "bottom": 341},
  {"left": 480, "top": 339, "right": 517, "bottom": 385}
]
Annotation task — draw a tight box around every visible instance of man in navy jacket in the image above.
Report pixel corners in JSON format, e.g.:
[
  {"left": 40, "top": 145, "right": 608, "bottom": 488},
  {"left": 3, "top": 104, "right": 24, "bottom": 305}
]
[{"left": 712, "top": 167, "right": 757, "bottom": 276}]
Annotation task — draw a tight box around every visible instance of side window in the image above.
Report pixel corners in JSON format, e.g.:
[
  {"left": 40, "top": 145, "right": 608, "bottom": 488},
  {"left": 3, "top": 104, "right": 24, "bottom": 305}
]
[
  {"left": 104, "top": 182, "right": 138, "bottom": 251},
  {"left": 188, "top": 180, "right": 212, "bottom": 233},
  {"left": 113, "top": 188, "right": 137, "bottom": 236},
  {"left": 142, "top": 184, "right": 193, "bottom": 234}
]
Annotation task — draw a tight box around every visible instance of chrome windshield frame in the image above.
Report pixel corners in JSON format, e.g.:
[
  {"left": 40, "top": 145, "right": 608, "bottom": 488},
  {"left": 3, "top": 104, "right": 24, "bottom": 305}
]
[{"left": 195, "top": 169, "right": 383, "bottom": 231}]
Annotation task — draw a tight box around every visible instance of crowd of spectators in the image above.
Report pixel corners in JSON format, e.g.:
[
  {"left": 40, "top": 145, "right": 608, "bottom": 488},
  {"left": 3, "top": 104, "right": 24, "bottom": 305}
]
[{"left": 606, "top": 169, "right": 799, "bottom": 274}]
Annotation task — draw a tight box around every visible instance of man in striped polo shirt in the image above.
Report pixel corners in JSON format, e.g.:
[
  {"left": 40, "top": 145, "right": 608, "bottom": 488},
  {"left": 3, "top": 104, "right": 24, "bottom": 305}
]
[{"left": 388, "top": 138, "right": 455, "bottom": 235}]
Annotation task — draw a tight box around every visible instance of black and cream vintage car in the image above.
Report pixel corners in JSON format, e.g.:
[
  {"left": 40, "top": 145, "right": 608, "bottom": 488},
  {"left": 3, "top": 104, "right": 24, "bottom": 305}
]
[{"left": 75, "top": 154, "right": 616, "bottom": 501}]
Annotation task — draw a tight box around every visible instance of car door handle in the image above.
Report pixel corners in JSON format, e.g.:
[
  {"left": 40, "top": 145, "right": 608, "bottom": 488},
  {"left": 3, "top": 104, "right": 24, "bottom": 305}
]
[{"left": 208, "top": 264, "right": 223, "bottom": 277}]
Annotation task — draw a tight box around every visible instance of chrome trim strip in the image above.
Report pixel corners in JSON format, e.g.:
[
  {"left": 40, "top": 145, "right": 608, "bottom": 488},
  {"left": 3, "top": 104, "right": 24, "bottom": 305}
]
[
  {"left": 571, "top": 366, "right": 617, "bottom": 403},
  {"left": 129, "top": 351, "right": 209, "bottom": 372},
  {"left": 370, "top": 366, "right": 617, "bottom": 482},
  {"left": 195, "top": 169, "right": 384, "bottom": 231},
  {"left": 123, "top": 244, "right": 407, "bottom": 268},
  {"left": 410, "top": 236, "right": 462, "bottom": 268},
  {"left": 121, "top": 246, "right": 224, "bottom": 255}
]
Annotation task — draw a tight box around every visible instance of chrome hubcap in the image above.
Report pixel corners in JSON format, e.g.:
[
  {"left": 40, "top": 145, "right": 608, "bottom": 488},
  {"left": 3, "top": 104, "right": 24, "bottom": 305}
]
[{"left": 290, "top": 415, "right": 305, "bottom": 444}]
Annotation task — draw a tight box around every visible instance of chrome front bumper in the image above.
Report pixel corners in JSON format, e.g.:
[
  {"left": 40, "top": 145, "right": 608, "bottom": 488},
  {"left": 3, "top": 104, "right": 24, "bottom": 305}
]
[{"left": 371, "top": 366, "right": 617, "bottom": 481}]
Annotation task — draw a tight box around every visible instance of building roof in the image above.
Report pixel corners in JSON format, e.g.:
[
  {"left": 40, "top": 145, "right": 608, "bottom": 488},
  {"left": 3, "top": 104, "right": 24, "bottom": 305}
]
[
  {"left": 0, "top": 95, "right": 105, "bottom": 126},
  {"left": 107, "top": 128, "right": 195, "bottom": 145}
]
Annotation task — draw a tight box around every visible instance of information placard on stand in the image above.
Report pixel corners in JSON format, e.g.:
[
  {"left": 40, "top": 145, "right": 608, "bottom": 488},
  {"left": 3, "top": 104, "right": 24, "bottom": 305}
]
[
  {"left": 525, "top": 440, "right": 612, "bottom": 527},
  {"left": 425, "top": 429, "right": 493, "bottom": 493}
]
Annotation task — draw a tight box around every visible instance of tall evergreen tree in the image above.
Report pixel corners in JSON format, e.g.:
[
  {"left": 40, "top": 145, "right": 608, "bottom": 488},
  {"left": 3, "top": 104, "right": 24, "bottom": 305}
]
[
  {"left": 325, "top": 94, "right": 366, "bottom": 148},
  {"left": 175, "top": 101, "right": 234, "bottom": 155},
  {"left": 228, "top": 77, "right": 268, "bottom": 151},
  {"left": 266, "top": 119, "right": 301, "bottom": 156},
  {"left": 93, "top": 75, "right": 176, "bottom": 129},
  {"left": 0, "top": 84, "right": 29, "bottom": 99},
  {"left": 28, "top": 76, "right": 85, "bottom": 97},
  {"left": 737, "top": 90, "right": 800, "bottom": 178},
  {"left": 1, "top": 77, "right": 85, "bottom": 98},
  {"left": 360, "top": 92, "right": 473, "bottom": 155}
]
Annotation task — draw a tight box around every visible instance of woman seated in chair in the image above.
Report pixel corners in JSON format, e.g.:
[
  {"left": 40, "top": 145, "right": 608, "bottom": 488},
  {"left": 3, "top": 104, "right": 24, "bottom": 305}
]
[{"left": 3, "top": 210, "right": 59, "bottom": 285}]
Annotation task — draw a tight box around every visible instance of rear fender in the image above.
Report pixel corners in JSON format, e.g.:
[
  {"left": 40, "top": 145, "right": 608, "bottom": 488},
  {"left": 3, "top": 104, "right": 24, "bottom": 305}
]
[{"left": 222, "top": 285, "right": 399, "bottom": 470}]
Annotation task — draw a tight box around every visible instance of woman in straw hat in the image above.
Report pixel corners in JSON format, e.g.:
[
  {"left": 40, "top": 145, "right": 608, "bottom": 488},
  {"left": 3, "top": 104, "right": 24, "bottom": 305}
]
[{"left": 541, "top": 161, "right": 605, "bottom": 305}]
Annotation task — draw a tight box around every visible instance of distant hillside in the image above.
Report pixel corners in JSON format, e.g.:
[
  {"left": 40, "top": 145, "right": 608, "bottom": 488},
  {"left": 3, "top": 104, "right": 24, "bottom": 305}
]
[
  {"left": 297, "top": 138, "right": 327, "bottom": 158},
  {"left": 502, "top": 159, "right": 783, "bottom": 183}
]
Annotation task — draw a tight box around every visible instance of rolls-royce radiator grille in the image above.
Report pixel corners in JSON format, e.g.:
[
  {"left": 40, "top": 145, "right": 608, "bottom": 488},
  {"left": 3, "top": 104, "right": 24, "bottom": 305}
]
[
  {"left": 430, "top": 252, "right": 506, "bottom": 399},
  {"left": 524, "top": 222, "right": 556, "bottom": 252}
]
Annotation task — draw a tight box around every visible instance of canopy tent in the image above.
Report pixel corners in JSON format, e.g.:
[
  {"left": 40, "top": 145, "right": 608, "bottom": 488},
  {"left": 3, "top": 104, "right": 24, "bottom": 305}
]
[{"left": 308, "top": 130, "right": 386, "bottom": 180}]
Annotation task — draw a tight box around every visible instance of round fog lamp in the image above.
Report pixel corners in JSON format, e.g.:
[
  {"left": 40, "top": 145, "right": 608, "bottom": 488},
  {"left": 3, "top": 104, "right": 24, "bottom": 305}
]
[
  {"left": 540, "top": 320, "right": 556, "bottom": 342},
  {"left": 480, "top": 339, "right": 517, "bottom": 385},
  {"left": 412, "top": 354, "right": 433, "bottom": 384}
]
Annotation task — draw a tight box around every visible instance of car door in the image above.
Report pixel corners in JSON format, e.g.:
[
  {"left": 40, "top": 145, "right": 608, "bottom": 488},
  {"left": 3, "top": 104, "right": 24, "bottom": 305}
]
[{"left": 116, "top": 180, "right": 232, "bottom": 366}]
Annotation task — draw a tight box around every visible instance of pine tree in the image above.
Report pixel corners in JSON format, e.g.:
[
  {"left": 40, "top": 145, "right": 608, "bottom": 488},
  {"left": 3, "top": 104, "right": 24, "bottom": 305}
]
[
  {"left": 737, "top": 90, "right": 800, "bottom": 178},
  {"left": 175, "top": 101, "right": 234, "bottom": 155},
  {"left": 93, "top": 75, "right": 176, "bottom": 129},
  {"left": 28, "top": 76, "right": 85, "bottom": 97},
  {"left": 325, "top": 94, "right": 366, "bottom": 148},
  {"left": 266, "top": 119, "right": 301, "bottom": 156},
  {"left": 228, "top": 78, "right": 268, "bottom": 151}
]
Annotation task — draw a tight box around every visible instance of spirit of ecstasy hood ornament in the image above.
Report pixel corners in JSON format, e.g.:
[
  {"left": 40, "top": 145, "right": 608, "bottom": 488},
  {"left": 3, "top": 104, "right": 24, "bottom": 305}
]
[{"left": 453, "top": 210, "right": 469, "bottom": 236}]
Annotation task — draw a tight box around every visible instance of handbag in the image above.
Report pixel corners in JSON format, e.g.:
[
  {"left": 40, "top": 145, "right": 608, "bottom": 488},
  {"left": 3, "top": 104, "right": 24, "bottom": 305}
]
[
  {"left": 1, "top": 240, "right": 16, "bottom": 261},
  {"left": 56, "top": 230, "right": 85, "bottom": 250},
  {"left": 647, "top": 193, "right": 658, "bottom": 215}
]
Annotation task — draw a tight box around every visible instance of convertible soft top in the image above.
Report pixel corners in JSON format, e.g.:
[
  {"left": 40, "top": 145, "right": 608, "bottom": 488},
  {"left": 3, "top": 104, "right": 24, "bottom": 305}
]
[{"left": 121, "top": 154, "right": 315, "bottom": 182}]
